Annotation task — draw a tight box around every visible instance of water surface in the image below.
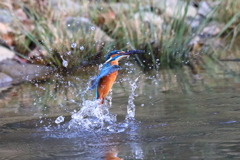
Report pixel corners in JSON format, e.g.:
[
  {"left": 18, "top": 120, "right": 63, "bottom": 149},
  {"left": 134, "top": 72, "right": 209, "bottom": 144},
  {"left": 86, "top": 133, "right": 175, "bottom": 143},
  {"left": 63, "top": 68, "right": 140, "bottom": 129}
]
[{"left": 0, "top": 64, "right": 240, "bottom": 159}]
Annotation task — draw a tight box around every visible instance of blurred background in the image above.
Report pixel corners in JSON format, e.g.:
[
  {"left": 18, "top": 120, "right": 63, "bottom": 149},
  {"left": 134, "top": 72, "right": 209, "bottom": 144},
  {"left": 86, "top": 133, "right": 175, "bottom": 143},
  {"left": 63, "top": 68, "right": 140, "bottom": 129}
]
[
  {"left": 0, "top": 1, "right": 240, "bottom": 159},
  {"left": 0, "top": 0, "right": 239, "bottom": 73}
]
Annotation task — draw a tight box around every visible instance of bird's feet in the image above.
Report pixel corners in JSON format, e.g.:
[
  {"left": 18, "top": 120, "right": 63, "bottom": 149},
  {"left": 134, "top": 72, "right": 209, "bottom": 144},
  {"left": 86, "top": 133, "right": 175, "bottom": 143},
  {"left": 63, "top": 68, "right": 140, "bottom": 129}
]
[{"left": 98, "top": 98, "right": 104, "bottom": 105}]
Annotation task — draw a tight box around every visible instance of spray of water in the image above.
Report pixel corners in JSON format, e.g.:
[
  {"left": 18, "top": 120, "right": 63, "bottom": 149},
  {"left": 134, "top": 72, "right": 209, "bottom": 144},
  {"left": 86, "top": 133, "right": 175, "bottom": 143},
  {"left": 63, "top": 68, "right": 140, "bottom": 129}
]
[
  {"left": 54, "top": 73, "right": 140, "bottom": 132},
  {"left": 68, "top": 100, "right": 117, "bottom": 131},
  {"left": 125, "top": 77, "right": 139, "bottom": 121}
]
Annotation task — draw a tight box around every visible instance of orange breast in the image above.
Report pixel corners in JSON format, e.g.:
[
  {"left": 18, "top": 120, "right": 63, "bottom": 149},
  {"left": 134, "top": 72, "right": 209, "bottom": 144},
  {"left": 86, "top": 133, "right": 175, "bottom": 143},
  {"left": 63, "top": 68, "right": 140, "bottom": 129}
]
[
  {"left": 97, "top": 60, "right": 119, "bottom": 99},
  {"left": 98, "top": 71, "right": 118, "bottom": 99}
]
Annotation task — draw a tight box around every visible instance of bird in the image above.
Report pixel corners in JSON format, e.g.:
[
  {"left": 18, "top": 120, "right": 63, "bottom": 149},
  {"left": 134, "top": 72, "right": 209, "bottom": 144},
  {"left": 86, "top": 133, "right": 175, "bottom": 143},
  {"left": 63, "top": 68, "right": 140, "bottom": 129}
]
[{"left": 89, "top": 50, "right": 144, "bottom": 104}]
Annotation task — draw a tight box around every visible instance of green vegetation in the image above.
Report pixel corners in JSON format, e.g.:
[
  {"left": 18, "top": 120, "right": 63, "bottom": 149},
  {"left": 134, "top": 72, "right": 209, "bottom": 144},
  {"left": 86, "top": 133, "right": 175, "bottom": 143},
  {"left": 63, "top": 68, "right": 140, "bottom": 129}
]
[{"left": 0, "top": 0, "right": 239, "bottom": 71}]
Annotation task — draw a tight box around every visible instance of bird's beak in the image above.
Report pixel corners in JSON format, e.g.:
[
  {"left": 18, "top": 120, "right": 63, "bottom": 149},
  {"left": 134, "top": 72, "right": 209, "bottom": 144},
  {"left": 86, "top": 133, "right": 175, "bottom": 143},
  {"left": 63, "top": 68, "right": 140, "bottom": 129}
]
[
  {"left": 120, "top": 50, "right": 145, "bottom": 56},
  {"left": 114, "top": 50, "right": 145, "bottom": 61}
]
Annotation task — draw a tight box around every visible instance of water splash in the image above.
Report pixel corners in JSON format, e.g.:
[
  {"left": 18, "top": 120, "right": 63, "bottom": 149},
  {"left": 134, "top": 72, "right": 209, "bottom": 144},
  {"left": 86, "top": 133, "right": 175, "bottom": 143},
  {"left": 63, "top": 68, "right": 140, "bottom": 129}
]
[
  {"left": 64, "top": 75, "right": 140, "bottom": 132},
  {"left": 68, "top": 100, "right": 117, "bottom": 131},
  {"left": 79, "top": 46, "right": 84, "bottom": 50},
  {"left": 61, "top": 56, "right": 68, "bottom": 67},
  {"left": 125, "top": 77, "right": 139, "bottom": 121},
  {"left": 71, "top": 43, "right": 77, "bottom": 48},
  {"left": 62, "top": 60, "right": 68, "bottom": 67},
  {"left": 55, "top": 116, "right": 65, "bottom": 124}
]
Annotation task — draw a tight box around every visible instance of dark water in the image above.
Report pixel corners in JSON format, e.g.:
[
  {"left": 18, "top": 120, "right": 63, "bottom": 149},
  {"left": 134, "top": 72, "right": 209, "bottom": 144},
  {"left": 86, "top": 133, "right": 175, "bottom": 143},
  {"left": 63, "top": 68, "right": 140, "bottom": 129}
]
[{"left": 0, "top": 65, "right": 240, "bottom": 159}]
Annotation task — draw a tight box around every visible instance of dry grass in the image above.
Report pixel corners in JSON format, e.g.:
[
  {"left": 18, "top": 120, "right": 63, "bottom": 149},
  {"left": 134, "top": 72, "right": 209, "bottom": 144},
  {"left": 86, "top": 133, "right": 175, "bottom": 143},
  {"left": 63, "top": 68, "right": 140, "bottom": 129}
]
[{"left": 0, "top": 0, "right": 239, "bottom": 70}]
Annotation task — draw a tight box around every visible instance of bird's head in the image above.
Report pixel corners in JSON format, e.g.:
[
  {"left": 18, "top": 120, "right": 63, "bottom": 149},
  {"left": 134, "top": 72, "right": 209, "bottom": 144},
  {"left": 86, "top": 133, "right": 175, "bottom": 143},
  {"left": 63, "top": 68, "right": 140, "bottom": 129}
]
[{"left": 104, "top": 50, "right": 144, "bottom": 64}]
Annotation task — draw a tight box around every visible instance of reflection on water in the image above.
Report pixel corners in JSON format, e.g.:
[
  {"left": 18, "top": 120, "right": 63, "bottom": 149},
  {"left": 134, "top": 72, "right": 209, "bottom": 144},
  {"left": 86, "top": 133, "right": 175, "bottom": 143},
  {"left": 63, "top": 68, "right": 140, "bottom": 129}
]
[{"left": 0, "top": 62, "right": 240, "bottom": 159}]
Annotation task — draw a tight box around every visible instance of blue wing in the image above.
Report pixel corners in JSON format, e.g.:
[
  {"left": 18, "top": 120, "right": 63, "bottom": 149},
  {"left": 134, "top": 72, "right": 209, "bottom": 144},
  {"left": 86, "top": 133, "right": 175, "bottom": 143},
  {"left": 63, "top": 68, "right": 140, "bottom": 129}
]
[{"left": 89, "top": 65, "right": 122, "bottom": 90}]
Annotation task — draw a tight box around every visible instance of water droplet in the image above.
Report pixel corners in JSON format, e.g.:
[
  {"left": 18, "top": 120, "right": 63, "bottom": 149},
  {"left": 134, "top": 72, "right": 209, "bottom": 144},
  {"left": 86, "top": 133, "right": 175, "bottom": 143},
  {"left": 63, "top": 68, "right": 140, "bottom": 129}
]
[
  {"left": 141, "top": 104, "right": 144, "bottom": 107},
  {"left": 67, "top": 51, "right": 71, "bottom": 55},
  {"left": 79, "top": 46, "right": 84, "bottom": 50},
  {"left": 67, "top": 24, "right": 71, "bottom": 27},
  {"left": 39, "top": 86, "right": 46, "bottom": 90},
  {"left": 71, "top": 43, "right": 77, "bottom": 48},
  {"left": 98, "top": 64, "right": 103, "bottom": 70},
  {"left": 62, "top": 59, "right": 68, "bottom": 67},
  {"left": 55, "top": 116, "right": 65, "bottom": 124},
  {"left": 91, "top": 26, "right": 95, "bottom": 30}
]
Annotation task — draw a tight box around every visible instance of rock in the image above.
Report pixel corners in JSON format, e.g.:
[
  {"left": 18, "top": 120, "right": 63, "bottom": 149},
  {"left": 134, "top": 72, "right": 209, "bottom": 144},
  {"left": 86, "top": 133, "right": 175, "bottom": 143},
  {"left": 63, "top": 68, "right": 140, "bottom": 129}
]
[
  {"left": 50, "top": 0, "right": 82, "bottom": 20},
  {"left": 107, "top": 3, "right": 131, "bottom": 13},
  {"left": 0, "top": 72, "right": 12, "bottom": 85},
  {"left": 132, "top": 12, "right": 163, "bottom": 45},
  {"left": 65, "top": 17, "right": 114, "bottom": 43},
  {"left": 14, "top": 8, "right": 28, "bottom": 21},
  {"left": 1, "top": 32, "right": 15, "bottom": 46},
  {"left": 0, "top": 60, "right": 54, "bottom": 83},
  {"left": 134, "top": 12, "right": 163, "bottom": 26},
  {"left": 198, "top": 1, "right": 214, "bottom": 18},
  {"left": 13, "top": 8, "right": 35, "bottom": 32},
  {"left": 0, "top": 23, "right": 12, "bottom": 34},
  {"left": 50, "top": 0, "right": 81, "bottom": 11},
  {"left": 200, "top": 22, "right": 222, "bottom": 38},
  {"left": 65, "top": 17, "right": 92, "bottom": 33},
  {"left": 151, "top": 0, "right": 197, "bottom": 19},
  {"left": 0, "top": 46, "right": 15, "bottom": 62},
  {"left": 0, "top": 84, "right": 11, "bottom": 92},
  {"left": 186, "top": 15, "right": 204, "bottom": 30},
  {"left": 97, "top": 11, "right": 116, "bottom": 26},
  {"left": 93, "top": 26, "right": 114, "bottom": 42},
  {"left": 0, "top": 9, "right": 12, "bottom": 23}
]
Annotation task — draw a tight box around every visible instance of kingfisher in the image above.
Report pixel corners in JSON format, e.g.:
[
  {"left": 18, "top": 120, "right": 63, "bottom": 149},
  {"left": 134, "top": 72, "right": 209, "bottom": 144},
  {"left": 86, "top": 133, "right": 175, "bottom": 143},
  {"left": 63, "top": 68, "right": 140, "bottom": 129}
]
[{"left": 89, "top": 50, "right": 144, "bottom": 104}]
